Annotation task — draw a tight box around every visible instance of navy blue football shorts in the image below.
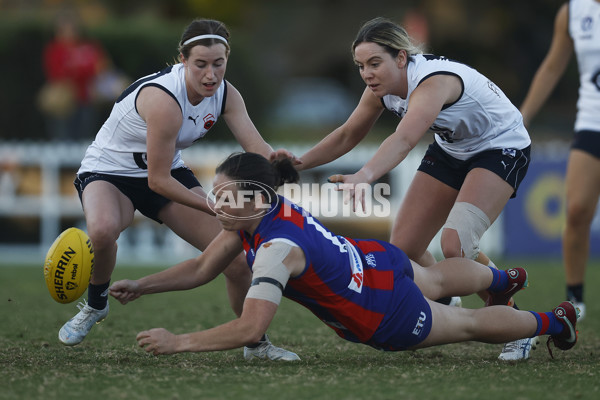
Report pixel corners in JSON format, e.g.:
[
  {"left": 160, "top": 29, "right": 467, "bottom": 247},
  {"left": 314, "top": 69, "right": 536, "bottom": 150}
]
[
  {"left": 571, "top": 130, "right": 600, "bottom": 159},
  {"left": 417, "top": 141, "right": 531, "bottom": 198},
  {"left": 73, "top": 167, "right": 201, "bottom": 223},
  {"left": 360, "top": 241, "right": 432, "bottom": 351}
]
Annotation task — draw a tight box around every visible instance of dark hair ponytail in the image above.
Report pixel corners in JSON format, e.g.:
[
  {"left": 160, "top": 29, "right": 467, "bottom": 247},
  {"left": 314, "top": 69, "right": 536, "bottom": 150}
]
[
  {"left": 270, "top": 157, "right": 299, "bottom": 188},
  {"left": 215, "top": 152, "right": 299, "bottom": 198}
]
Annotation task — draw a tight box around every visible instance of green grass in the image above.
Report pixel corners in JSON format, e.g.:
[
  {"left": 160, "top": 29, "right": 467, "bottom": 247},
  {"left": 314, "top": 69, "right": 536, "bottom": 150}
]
[{"left": 1, "top": 260, "right": 599, "bottom": 400}]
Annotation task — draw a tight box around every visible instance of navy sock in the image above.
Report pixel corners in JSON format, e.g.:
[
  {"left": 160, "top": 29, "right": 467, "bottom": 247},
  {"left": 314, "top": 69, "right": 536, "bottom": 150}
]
[
  {"left": 567, "top": 284, "right": 583, "bottom": 303},
  {"left": 246, "top": 334, "right": 267, "bottom": 348},
  {"left": 487, "top": 266, "right": 509, "bottom": 292},
  {"left": 87, "top": 281, "right": 110, "bottom": 310}
]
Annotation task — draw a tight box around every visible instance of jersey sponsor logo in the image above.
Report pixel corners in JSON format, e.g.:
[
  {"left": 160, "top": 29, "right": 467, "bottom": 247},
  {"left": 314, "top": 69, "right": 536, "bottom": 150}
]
[
  {"left": 365, "top": 253, "right": 377, "bottom": 268},
  {"left": 412, "top": 311, "right": 427, "bottom": 336},
  {"left": 188, "top": 115, "right": 199, "bottom": 125},
  {"left": 344, "top": 238, "right": 364, "bottom": 294}
]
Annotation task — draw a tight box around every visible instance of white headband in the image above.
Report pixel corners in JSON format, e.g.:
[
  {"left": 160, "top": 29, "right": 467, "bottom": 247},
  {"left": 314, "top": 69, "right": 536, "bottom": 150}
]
[{"left": 183, "top": 34, "right": 228, "bottom": 46}]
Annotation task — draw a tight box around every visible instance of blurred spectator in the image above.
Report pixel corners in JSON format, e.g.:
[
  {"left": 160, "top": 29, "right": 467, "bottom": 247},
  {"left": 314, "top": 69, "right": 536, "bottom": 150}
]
[
  {"left": 38, "top": 13, "right": 108, "bottom": 141},
  {"left": 402, "top": 7, "right": 430, "bottom": 48}
]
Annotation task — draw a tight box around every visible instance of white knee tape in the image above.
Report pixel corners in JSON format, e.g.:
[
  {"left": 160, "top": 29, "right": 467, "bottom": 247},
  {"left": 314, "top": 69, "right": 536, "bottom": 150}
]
[{"left": 443, "top": 202, "right": 491, "bottom": 260}]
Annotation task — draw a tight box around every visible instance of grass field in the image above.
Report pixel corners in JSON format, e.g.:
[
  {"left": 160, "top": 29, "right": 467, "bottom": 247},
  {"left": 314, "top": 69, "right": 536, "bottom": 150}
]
[{"left": 1, "top": 259, "right": 599, "bottom": 400}]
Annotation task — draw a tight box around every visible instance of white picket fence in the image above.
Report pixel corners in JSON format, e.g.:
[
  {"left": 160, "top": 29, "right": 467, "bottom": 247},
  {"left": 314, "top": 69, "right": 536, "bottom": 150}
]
[{"left": 0, "top": 141, "right": 503, "bottom": 266}]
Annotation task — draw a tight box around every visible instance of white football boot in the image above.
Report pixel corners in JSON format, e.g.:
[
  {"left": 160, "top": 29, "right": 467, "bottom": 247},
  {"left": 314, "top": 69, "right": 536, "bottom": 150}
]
[
  {"left": 58, "top": 300, "right": 109, "bottom": 345},
  {"left": 498, "top": 336, "right": 540, "bottom": 361},
  {"left": 243, "top": 334, "right": 300, "bottom": 361}
]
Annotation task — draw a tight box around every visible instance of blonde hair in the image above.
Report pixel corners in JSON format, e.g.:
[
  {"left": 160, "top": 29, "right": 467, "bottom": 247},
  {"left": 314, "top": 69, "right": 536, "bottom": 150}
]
[{"left": 352, "top": 17, "right": 423, "bottom": 59}]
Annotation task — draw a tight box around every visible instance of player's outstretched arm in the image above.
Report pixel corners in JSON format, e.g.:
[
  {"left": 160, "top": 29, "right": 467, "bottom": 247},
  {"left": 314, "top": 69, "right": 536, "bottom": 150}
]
[
  {"left": 135, "top": 240, "right": 306, "bottom": 355},
  {"left": 298, "top": 87, "right": 383, "bottom": 171},
  {"left": 109, "top": 230, "right": 242, "bottom": 304},
  {"left": 136, "top": 298, "right": 278, "bottom": 355}
]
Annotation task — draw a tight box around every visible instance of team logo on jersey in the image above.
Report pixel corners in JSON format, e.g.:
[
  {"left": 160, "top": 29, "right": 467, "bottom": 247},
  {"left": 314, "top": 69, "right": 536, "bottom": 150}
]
[{"left": 203, "top": 114, "right": 216, "bottom": 130}]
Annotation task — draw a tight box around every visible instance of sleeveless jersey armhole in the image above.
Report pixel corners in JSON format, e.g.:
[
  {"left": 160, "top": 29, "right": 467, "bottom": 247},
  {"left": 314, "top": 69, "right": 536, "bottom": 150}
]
[{"left": 134, "top": 83, "right": 182, "bottom": 115}]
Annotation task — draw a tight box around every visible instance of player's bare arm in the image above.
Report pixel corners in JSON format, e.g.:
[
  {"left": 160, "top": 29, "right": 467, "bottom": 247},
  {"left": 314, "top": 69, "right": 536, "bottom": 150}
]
[
  {"left": 298, "top": 87, "right": 384, "bottom": 171},
  {"left": 136, "top": 298, "right": 279, "bottom": 355},
  {"left": 109, "top": 230, "right": 242, "bottom": 303},
  {"left": 357, "top": 74, "right": 461, "bottom": 183},
  {"left": 136, "top": 241, "right": 305, "bottom": 355},
  {"left": 136, "top": 86, "right": 214, "bottom": 214},
  {"left": 520, "top": 3, "right": 573, "bottom": 127},
  {"left": 222, "top": 81, "right": 274, "bottom": 158}
]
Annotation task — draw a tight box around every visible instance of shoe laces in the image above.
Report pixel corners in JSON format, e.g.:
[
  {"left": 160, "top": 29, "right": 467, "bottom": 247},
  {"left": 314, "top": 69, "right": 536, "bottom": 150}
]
[
  {"left": 546, "top": 337, "right": 556, "bottom": 359},
  {"left": 546, "top": 330, "right": 579, "bottom": 359},
  {"left": 501, "top": 340, "right": 521, "bottom": 354},
  {"left": 70, "top": 300, "right": 98, "bottom": 325},
  {"left": 76, "top": 299, "right": 89, "bottom": 312}
]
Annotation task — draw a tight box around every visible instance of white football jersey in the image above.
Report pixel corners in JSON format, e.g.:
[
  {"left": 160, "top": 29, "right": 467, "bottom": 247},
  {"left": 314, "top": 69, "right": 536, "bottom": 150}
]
[
  {"left": 569, "top": 0, "right": 600, "bottom": 132},
  {"left": 382, "top": 54, "right": 531, "bottom": 160},
  {"left": 79, "top": 63, "right": 227, "bottom": 177}
]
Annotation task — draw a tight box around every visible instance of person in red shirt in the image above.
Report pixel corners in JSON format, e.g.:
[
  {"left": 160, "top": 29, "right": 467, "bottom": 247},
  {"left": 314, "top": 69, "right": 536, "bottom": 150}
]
[{"left": 41, "top": 14, "right": 106, "bottom": 140}]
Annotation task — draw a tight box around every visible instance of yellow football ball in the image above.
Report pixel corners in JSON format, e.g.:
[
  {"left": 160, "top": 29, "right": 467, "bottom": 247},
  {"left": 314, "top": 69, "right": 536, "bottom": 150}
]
[{"left": 43, "top": 227, "right": 94, "bottom": 304}]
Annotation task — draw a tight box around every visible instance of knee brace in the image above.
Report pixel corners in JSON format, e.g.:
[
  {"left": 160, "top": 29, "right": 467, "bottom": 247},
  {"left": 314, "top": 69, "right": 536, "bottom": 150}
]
[{"left": 443, "top": 202, "right": 491, "bottom": 260}]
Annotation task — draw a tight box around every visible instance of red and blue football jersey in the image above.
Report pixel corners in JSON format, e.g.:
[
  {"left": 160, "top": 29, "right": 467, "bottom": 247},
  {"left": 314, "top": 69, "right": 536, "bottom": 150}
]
[{"left": 239, "top": 196, "right": 432, "bottom": 350}]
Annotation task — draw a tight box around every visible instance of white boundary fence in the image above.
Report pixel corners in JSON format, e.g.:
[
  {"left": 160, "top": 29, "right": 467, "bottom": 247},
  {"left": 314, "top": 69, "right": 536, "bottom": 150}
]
[{"left": 0, "top": 142, "right": 503, "bottom": 266}]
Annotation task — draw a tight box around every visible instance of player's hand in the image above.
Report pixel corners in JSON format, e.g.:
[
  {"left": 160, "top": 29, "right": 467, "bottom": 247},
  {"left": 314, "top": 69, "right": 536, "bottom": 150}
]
[
  {"left": 327, "top": 171, "right": 370, "bottom": 212},
  {"left": 109, "top": 280, "right": 142, "bottom": 304},
  {"left": 269, "top": 149, "right": 302, "bottom": 166},
  {"left": 136, "top": 328, "right": 178, "bottom": 355}
]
